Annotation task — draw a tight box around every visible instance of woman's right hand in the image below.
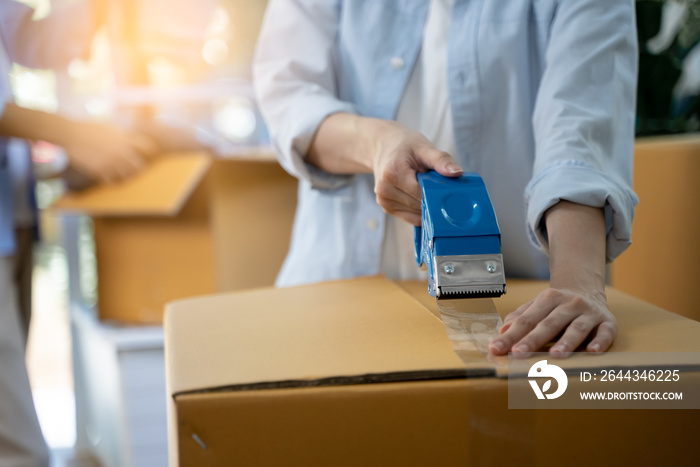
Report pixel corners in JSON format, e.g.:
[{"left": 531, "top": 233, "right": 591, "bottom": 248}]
[{"left": 308, "top": 113, "right": 463, "bottom": 225}]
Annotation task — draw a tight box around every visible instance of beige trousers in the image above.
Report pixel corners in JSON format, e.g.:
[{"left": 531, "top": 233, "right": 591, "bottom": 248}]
[{"left": 0, "top": 229, "right": 49, "bottom": 467}]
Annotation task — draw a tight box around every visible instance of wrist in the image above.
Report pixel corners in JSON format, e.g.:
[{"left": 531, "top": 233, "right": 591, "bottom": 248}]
[
  {"left": 549, "top": 266, "right": 606, "bottom": 300},
  {"left": 545, "top": 201, "right": 607, "bottom": 298},
  {"left": 549, "top": 273, "right": 606, "bottom": 291},
  {"left": 354, "top": 116, "right": 388, "bottom": 172},
  {"left": 307, "top": 112, "right": 375, "bottom": 174}
]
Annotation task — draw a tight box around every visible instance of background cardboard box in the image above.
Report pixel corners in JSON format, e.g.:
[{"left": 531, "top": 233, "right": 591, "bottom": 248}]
[
  {"left": 612, "top": 135, "right": 700, "bottom": 321},
  {"left": 164, "top": 277, "right": 700, "bottom": 466},
  {"left": 54, "top": 152, "right": 297, "bottom": 324}
]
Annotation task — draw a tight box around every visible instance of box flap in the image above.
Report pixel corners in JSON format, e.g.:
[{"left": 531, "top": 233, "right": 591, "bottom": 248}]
[
  {"left": 165, "top": 277, "right": 469, "bottom": 396},
  {"left": 52, "top": 152, "right": 212, "bottom": 217}
]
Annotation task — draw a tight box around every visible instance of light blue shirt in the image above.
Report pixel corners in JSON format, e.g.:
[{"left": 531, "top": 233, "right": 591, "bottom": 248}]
[{"left": 254, "top": 0, "right": 639, "bottom": 287}]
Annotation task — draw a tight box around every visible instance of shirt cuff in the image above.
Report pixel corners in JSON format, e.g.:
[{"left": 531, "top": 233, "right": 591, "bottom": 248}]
[
  {"left": 274, "top": 95, "right": 358, "bottom": 191},
  {"left": 525, "top": 160, "right": 639, "bottom": 262}
]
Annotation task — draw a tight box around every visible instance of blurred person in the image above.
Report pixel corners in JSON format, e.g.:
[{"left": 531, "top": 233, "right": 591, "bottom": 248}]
[
  {"left": 0, "top": 1, "right": 156, "bottom": 465},
  {"left": 255, "top": 1, "right": 638, "bottom": 359}
]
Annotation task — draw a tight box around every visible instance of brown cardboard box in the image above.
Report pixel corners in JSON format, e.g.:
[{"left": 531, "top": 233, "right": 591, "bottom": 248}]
[
  {"left": 164, "top": 277, "right": 700, "bottom": 466},
  {"left": 612, "top": 135, "right": 700, "bottom": 321},
  {"left": 54, "top": 152, "right": 297, "bottom": 324}
]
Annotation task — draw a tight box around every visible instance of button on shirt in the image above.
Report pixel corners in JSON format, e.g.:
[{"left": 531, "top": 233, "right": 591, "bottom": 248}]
[
  {"left": 381, "top": 0, "right": 455, "bottom": 281},
  {"left": 254, "top": 0, "right": 639, "bottom": 288}
]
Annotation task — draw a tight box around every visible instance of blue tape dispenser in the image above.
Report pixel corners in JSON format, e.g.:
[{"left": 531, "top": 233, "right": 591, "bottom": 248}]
[{"left": 414, "top": 171, "right": 506, "bottom": 299}]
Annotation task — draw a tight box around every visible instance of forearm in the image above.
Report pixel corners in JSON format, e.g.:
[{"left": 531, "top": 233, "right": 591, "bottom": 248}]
[
  {"left": 545, "top": 201, "right": 607, "bottom": 296},
  {"left": 0, "top": 103, "right": 75, "bottom": 147},
  {"left": 0, "top": 103, "right": 156, "bottom": 183},
  {"left": 491, "top": 201, "right": 613, "bottom": 358},
  {"left": 306, "top": 112, "right": 378, "bottom": 174}
]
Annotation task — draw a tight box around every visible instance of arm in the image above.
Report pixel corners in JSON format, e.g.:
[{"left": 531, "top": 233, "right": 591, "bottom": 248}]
[
  {"left": 254, "top": 0, "right": 355, "bottom": 190},
  {"left": 491, "top": 202, "right": 614, "bottom": 358},
  {"left": 489, "top": 0, "right": 638, "bottom": 358},
  {"left": 254, "top": 0, "right": 462, "bottom": 225},
  {"left": 0, "top": 103, "right": 157, "bottom": 183},
  {"left": 0, "top": 103, "right": 82, "bottom": 143}
]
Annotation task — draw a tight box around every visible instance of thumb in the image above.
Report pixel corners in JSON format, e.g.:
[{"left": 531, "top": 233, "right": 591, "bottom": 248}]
[{"left": 415, "top": 145, "right": 463, "bottom": 177}]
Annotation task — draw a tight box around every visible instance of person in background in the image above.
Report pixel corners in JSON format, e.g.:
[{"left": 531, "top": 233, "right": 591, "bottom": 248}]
[
  {"left": 0, "top": 1, "right": 156, "bottom": 464},
  {"left": 254, "top": 0, "right": 638, "bottom": 359}
]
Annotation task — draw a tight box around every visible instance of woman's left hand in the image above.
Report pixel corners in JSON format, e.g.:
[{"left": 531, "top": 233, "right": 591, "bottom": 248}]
[
  {"left": 489, "top": 201, "right": 613, "bottom": 359},
  {"left": 489, "top": 287, "right": 616, "bottom": 358}
]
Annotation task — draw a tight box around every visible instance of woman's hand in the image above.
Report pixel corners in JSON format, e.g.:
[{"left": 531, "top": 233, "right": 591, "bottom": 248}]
[
  {"left": 367, "top": 119, "right": 463, "bottom": 225},
  {"left": 307, "top": 113, "right": 463, "bottom": 225},
  {"left": 489, "top": 201, "right": 613, "bottom": 358},
  {"left": 490, "top": 287, "right": 616, "bottom": 358}
]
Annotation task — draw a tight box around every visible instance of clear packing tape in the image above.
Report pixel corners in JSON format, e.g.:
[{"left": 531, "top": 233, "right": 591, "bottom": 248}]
[{"left": 438, "top": 297, "right": 503, "bottom": 366}]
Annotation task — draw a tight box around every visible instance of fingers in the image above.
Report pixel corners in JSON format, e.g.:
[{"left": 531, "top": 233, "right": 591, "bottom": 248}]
[
  {"left": 381, "top": 201, "right": 421, "bottom": 226},
  {"left": 499, "top": 300, "right": 533, "bottom": 334},
  {"left": 548, "top": 316, "right": 598, "bottom": 358},
  {"left": 74, "top": 155, "right": 121, "bottom": 184},
  {"left": 113, "top": 151, "right": 146, "bottom": 180},
  {"left": 109, "top": 131, "right": 155, "bottom": 180},
  {"left": 490, "top": 292, "right": 564, "bottom": 356},
  {"left": 129, "top": 132, "right": 160, "bottom": 159},
  {"left": 518, "top": 311, "right": 581, "bottom": 359},
  {"left": 375, "top": 180, "right": 421, "bottom": 220},
  {"left": 391, "top": 210, "right": 421, "bottom": 226},
  {"left": 375, "top": 153, "right": 424, "bottom": 221},
  {"left": 92, "top": 150, "right": 145, "bottom": 184},
  {"left": 550, "top": 296, "right": 616, "bottom": 357},
  {"left": 413, "top": 144, "right": 462, "bottom": 177},
  {"left": 372, "top": 127, "right": 461, "bottom": 223},
  {"left": 376, "top": 155, "right": 422, "bottom": 200},
  {"left": 584, "top": 321, "right": 617, "bottom": 355},
  {"left": 489, "top": 288, "right": 616, "bottom": 359},
  {"left": 375, "top": 178, "right": 421, "bottom": 207}
]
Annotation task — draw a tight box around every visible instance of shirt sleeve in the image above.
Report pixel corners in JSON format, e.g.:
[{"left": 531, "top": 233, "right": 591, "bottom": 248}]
[
  {"left": 253, "top": 0, "right": 357, "bottom": 191},
  {"left": 526, "top": 0, "right": 639, "bottom": 262}
]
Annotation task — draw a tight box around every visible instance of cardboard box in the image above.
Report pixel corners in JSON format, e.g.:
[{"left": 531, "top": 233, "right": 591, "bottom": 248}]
[
  {"left": 612, "top": 135, "right": 700, "bottom": 321},
  {"left": 165, "top": 277, "right": 700, "bottom": 466},
  {"left": 54, "top": 152, "right": 297, "bottom": 324}
]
